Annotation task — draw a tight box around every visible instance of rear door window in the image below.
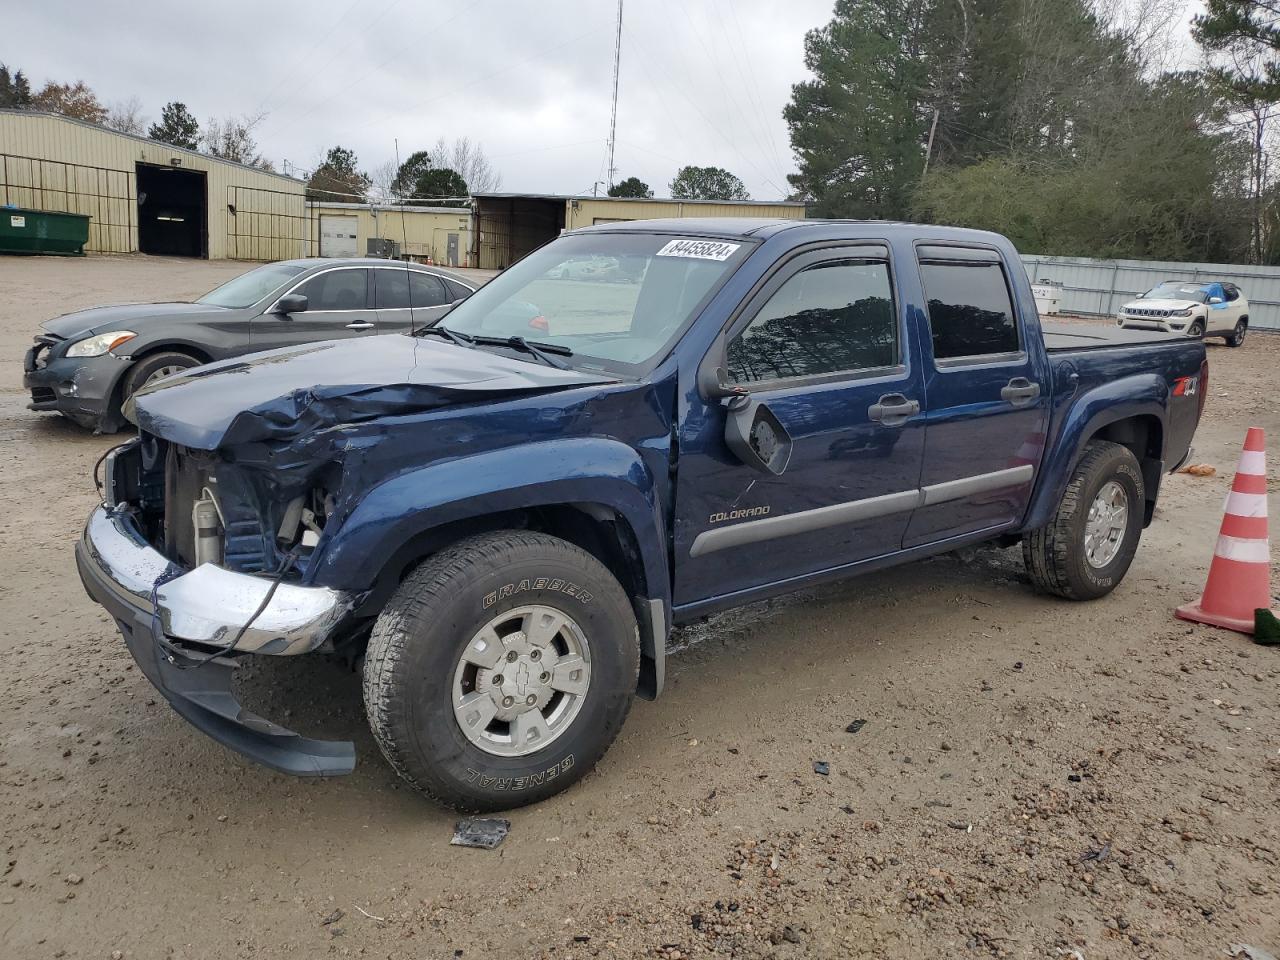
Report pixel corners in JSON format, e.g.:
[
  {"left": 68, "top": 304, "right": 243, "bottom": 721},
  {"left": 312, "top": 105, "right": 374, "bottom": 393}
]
[
  {"left": 373, "top": 269, "right": 412, "bottom": 309},
  {"left": 296, "top": 268, "right": 368, "bottom": 311},
  {"left": 919, "top": 259, "right": 1019, "bottom": 360}
]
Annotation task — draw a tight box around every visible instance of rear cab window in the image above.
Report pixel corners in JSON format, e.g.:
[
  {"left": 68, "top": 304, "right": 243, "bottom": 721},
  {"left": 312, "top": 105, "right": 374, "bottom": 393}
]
[{"left": 916, "top": 245, "right": 1021, "bottom": 363}]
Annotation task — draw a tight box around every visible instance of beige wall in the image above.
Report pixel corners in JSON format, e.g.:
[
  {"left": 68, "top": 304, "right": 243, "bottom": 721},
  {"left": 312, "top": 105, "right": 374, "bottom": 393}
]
[
  {"left": 307, "top": 203, "right": 473, "bottom": 265},
  {"left": 564, "top": 197, "right": 806, "bottom": 230},
  {"left": 0, "top": 111, "right": 306, "bottom": 259}
]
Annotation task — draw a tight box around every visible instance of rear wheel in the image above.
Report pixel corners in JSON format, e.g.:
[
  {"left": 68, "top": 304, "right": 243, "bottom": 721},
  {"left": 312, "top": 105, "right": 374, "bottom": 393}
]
[
  {"left": 1226, "top": 318, "right": 1248, "bottom": 347},
  {"left": 363, "top": 530, "right": 639, "bottom": 811},
  {"left": 1022, "top": 440, "right": 1145, "bottom": 600}
]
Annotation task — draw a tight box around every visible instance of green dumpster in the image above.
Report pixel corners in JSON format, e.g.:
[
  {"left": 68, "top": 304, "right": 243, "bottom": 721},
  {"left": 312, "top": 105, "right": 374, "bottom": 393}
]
[{"left": 0, "top": 206, "right": 91, "bottom": 256}]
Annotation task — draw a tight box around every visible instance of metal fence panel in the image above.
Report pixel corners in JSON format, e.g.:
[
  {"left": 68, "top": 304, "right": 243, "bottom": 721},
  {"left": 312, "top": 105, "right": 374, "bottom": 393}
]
[{"left": 1020, "top": 254, "right": 1280, "bottom": 330}]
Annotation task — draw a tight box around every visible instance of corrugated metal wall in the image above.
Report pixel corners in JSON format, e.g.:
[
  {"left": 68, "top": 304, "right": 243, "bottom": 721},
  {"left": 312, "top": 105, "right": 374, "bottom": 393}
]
[
  {"left": 1020, "top": 253, "right": 1280, "bottom": 331},
  {"left": 0, "top": 110, "right": 306, "bottom": 259},
  {"left": 306, "top": 203, "right": 472, "bottom": 263}
]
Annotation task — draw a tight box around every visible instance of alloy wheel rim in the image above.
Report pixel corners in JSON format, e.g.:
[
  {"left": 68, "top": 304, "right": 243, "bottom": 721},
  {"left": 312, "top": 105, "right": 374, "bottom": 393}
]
[
  {"left": 1084, "top": 480, "right": 1129, "bottom": 569},
  {"left": 144, "top": 364, "right": 187, "bottom": 385},
  {"left": 451, "top": 604, "right": 592, "bottom": 758}
]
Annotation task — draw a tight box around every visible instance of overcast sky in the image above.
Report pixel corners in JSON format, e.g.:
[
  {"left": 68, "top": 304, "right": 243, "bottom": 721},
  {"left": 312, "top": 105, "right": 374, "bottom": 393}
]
[{"left": 10, "top": 0, "right": 1202, "bottom": 200}]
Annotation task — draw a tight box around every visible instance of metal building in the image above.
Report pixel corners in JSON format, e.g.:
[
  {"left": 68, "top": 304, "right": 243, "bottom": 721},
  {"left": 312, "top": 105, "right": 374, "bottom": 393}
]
[
  {"left": 307, "top": 201, "right": 472, "bottom": 265},
  {"left": 472, "top": 192, "right": 807, "bottom": 270},
  {"left": 0, "top": 109, "right": 307, "bottom": 260}
]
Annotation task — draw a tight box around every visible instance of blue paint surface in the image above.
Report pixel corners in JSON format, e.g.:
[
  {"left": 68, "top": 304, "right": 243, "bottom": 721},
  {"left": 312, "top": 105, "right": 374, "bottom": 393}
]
[{"left": 130, "top": 219, "right": 1208, "bottom": 628}]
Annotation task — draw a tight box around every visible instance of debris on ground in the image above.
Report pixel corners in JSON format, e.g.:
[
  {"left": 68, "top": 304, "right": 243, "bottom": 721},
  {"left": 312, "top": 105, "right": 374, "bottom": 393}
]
[
  {"left": 1180, "top": 463, "right": 1217, "bottom": 476},
  {"left": 1080, "top": 842, "right": 1112, "bottom": 863},
  {"left": 812, "top": 760, "right": 829, "bottom": 776},
  {"left": 451, "top": 818, "right": 511, "bottom": 850},
  {"left": 1255, "top": 608, "right": 1280, "bottom": 646},
  {"left": 845, "top": 719, "right": 867, "bottom": 734},
  {"left": 1228, "top": 946, "right": 1279, "bottom": 960}
]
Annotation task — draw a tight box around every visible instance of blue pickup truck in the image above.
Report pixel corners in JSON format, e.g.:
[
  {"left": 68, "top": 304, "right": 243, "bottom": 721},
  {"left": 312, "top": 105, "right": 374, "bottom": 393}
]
[{"left": 76, "top": 219, "right": 1207, "bottom": 810}]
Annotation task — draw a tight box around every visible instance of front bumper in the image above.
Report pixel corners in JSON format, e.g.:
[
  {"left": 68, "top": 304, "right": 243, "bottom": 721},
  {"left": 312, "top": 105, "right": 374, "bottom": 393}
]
[
  {"left": 75, "top": 504, "right": 357, "bottom": 776},
  {"left": 22, "top": 348, "right": 131, "bottom": 430},
  {"left": 1117, "top": 316, "right": 1191, "bottom": 334}
]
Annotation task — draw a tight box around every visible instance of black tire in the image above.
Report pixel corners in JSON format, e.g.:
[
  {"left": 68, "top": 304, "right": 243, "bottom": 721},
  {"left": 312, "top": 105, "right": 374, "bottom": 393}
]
[
  {"left": 363, "top": 530, "right": 639, "bottom": 811},
  {"left": 1022, "top": 440, "right": 1145, "bottom": 601},
  {"left": 121, "top": 350, "right": 199, "bottom": 401},
  {"left": 1226, "top": 318, "right": 1248, "bottom": 347},
  {"left": 1187, "top": 319, "right": 1205, "bottom": 339}
]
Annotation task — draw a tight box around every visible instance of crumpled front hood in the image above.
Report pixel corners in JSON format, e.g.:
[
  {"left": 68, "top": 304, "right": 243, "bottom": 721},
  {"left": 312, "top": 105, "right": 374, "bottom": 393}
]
[
  {"left": 41, "top": 302, "right": 226, "bottom": 338},
  {"left": 1122, "top": 298, "right": 1202, "bottom": 313},
  {"left": 129, "top": 334, "right": 617, "bottom": 450}
]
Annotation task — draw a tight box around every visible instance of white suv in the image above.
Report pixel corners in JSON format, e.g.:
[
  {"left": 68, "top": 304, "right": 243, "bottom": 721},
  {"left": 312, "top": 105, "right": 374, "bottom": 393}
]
[{"left": 1117, "top": 281, "right": 1249, "bottom": 346}]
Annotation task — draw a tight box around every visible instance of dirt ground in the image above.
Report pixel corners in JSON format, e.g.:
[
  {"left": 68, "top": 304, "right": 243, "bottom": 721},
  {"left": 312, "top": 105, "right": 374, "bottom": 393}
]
[{"left": 1, "top": 255, "right": 1277, "bottom": 960}]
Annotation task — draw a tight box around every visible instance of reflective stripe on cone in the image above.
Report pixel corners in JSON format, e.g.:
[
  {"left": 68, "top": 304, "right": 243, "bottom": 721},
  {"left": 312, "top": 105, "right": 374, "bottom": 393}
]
[{"left": 1176, "top": 426, "right": 1275, "bottom": 635}]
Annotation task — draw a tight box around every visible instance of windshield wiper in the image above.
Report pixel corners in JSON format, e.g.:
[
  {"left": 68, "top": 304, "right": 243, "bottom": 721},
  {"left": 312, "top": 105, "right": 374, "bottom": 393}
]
[
  {"left": 470, "top": 335, "right": 574, "bottom": 369},
  {"left": 418, "top": 324, "right": 475, "bottom": 348}
]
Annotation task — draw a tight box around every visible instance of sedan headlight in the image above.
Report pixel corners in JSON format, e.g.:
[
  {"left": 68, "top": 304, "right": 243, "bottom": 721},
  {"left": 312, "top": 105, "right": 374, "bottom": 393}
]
[{"left": 65, "top": 330, "right": 137, "bottom": 358}]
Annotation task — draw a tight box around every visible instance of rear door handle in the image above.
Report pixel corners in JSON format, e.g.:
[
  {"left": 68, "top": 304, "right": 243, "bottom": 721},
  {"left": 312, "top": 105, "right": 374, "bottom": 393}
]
[
  {"left": 345, "top": 321, "right": 375, "bottom": 330},
  {"left": 1001, "top": 377, "right": 1041, "bottom": 406},
  {"left": 868, "top": 393, "right": 921, "bottom": 426}
]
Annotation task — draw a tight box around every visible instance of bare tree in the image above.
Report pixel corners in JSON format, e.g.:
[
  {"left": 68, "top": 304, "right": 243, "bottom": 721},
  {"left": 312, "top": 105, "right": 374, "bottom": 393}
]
[
  {"left": 369, "top": 158, "right": 399, "bottom": 202},
  {"left": 204, "top": 112, "right": 274, "bottom": 171},
  {"left": 105, "top": 96, "right": 147, "bottom": 135},
  {"left": 428, "top": 137, "right": 502, "bottom": 194}
]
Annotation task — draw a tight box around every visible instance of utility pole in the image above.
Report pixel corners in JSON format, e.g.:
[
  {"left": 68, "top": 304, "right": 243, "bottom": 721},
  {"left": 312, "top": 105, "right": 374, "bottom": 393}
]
[{"left": 606, "top": 0, "right": 623, "bottom": 190}]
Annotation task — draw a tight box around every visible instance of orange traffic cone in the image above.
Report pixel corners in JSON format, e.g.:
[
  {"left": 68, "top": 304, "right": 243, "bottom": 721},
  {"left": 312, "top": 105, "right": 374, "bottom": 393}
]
[{"left": 1176, "top": 427, "right": 1274, "bottom": 634}]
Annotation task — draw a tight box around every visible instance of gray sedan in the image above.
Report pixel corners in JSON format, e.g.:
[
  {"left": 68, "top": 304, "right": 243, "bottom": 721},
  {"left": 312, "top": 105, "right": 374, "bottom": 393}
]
[{"left": 23, "top": 258, "right": 477, "bottom": 432}]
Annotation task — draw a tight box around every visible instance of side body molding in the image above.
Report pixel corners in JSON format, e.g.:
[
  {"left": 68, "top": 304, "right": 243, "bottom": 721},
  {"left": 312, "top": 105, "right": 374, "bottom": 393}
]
[
  {"left": 689, "top": 465, "right": 1033, "bottom": 558},
  {"left": 309, "top": 438, "right": 671, "bottom": 611}
]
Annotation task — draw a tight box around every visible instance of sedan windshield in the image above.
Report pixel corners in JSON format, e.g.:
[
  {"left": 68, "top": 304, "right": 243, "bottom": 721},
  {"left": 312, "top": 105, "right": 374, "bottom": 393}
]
[
  {"left": 197, "top": 263, "right": 308, "bottom": 308},
  {"left": 439, "top": 232, "right": 752, "bottom": 371},
  {"left": 1143, "top": 282, "right": 1208, "bottom": 303}
]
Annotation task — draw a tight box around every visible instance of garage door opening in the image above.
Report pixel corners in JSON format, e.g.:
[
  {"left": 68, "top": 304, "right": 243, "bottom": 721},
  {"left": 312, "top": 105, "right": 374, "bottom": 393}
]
[
  {"left": 136, "top": 163, "right": 207, "bottom": 258},
  {"left": 473, "top": 195, "right": 566, "bottom": 270}
]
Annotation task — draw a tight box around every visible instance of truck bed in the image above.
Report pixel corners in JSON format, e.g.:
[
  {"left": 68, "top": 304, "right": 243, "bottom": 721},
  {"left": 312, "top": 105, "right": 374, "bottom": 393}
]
[{"left": 1042, "top": 321, "right": 1185, "bottom": 350}]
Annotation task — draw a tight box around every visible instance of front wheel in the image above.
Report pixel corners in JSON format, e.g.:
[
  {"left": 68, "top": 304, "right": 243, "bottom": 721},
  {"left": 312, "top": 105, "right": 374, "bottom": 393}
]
[
  {"left": 1022, "top": 440, "right": 1145, "bottom": 600},
  {"left": 1226, "top": 318, "right": 1248, "bottom": 347},
  {"left": 1187, "top": 319, "right": 1205, "bottom": 339},
  {"left": 363, "top": 530, "right": 639, "bottom": 811}
]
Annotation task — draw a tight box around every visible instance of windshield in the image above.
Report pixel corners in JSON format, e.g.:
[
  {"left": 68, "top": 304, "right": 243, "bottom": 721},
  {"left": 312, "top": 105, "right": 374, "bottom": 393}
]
[
  {"left": 197, "top": 263, "right": 308, "bottom": 308},
  {"left": 1143, "top": 282, "right": 1208, "bottom": 303},
  {"left": 439, "top": 232, "right": 753, "bottom": 371}
]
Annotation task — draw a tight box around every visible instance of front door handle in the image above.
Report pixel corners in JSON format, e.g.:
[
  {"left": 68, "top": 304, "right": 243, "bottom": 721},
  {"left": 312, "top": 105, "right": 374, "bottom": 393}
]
[
  {"left": 1001, "top": 377, "right": 1041, "bottom": 406},
  {"left": 868, "top": 393, "right": 921, "bottom": 426},
  {"left": 345, "top": 321, "right": 375, "bottom": 330}
]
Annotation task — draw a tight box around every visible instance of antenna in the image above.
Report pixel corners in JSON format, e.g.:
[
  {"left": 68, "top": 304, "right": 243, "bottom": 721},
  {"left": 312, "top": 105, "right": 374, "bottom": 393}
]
[
  {"left": 606, "top": 0, "right": 623, "bottom": 190},
  {"left": 394, "top": 137, "right": 415, "bottom": 334}
]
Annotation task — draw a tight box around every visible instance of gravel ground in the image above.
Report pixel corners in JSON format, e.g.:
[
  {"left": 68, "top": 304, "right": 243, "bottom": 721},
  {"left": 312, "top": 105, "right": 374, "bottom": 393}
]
[{"left": 0, "top": 256, "right": 1277, "bottom": 960}]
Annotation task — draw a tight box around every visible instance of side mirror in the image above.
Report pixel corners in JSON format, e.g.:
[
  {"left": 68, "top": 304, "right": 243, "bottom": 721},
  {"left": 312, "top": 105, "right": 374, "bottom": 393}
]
[
  {"left": 1209, "top": 296, "right": 1223, "bottom": 304},
  {"left": 724, "top": 394, "right": 793, "bottom": 475},
  {"left": 274, "top": 293, "right": 308, "bottom": 315}
]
